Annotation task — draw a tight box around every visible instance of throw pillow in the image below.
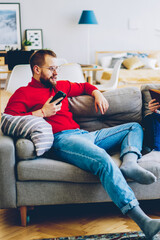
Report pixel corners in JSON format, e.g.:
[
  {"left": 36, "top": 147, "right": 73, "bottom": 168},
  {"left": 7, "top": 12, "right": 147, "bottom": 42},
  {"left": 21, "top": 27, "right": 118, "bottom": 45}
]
[
  {"left": 109, "top": 57, "right": 126, "bottom": 69},
  {"left": 140, "top": 57, "right": 157, "bottom": 69},
  {"left": 99, "top": 56, "right": 112, "bottom": 68},
  {"left": 1, "top": 114, "right": 54, "bottom": 156},
  {"left": 122, "top": 56, "right": 144, "bottom": 70},
  {"left": 148, "top": 52, "right": 160, "bottom": 68},
  {"left": 99, "top": 53, "right": 127, "bottom": 68}
]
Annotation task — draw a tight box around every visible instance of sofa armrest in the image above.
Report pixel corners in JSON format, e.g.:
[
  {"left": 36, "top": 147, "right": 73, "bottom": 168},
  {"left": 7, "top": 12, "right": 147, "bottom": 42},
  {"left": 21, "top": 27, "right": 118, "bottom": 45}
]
[{"left": 0, "top": 135, "right": 17, "bottom": 208}]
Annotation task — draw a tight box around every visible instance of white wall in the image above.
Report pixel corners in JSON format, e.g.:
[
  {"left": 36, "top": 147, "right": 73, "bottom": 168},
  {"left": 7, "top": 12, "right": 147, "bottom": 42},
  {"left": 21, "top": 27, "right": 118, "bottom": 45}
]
[{"left": 2, "top": 0, "right": 160, "bottom": 64}]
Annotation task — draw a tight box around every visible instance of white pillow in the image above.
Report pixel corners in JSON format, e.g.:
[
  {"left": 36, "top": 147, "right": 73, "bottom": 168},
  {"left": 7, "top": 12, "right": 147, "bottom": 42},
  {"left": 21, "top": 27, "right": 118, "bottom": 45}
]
[
  {"left": 100, "top": 56, "right": 112, "bottom": 68},
  {"left": 1, "top": 114, "right": 54, "bottom": 156},
  {"left": 140, "top": 57, "right": 157, "bottom": 69}
]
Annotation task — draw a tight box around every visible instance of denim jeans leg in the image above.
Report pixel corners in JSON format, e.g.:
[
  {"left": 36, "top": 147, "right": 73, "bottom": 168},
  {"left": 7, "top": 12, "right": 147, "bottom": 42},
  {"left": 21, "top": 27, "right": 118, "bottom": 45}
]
[
  {"left": 143, "top": 114, "right": 154, "bottom": 150},
  {"left": 53, "top": 129, "right": 139, "bottom": 214},
  {"left": 92, "top": 122, "right": 143, "bottom": 159},
  {"left": 144, "top": 113, "right": 160, "bottom": 151},
  {"left": 152, "top": 112, "right": 160, "bottom": 151}
]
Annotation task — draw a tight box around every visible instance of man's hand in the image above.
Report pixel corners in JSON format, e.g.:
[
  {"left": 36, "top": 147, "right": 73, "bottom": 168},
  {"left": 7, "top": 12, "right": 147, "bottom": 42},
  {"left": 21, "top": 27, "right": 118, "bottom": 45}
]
[
  {"left": 32, "top": 96, "right": 63, "bottom": 118},
  {"left": 42, "top": 96, "right": 63, "bottom": 117},
  {"left": 148, "top": 99, "right": 160, "bottom": 112},
  {"left": 92, "top": 90, "right": 109, "bottom": 114}
]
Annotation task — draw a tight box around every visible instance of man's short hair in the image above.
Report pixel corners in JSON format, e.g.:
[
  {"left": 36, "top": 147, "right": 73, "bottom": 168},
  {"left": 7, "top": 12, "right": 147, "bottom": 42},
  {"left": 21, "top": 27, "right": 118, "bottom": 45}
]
[{"left": 29, "top": 49, "right": 57, "bottom": 73}]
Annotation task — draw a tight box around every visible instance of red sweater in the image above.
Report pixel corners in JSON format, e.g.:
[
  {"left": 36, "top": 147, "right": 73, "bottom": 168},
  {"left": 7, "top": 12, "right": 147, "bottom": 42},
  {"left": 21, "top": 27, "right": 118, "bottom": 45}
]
[{"left": 4, "top": 78, "right": 98, "bottom": 133}]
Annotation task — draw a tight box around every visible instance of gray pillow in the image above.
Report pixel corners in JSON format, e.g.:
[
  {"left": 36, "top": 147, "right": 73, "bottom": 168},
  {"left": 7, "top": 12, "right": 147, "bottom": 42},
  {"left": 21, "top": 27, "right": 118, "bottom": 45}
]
[
  {"left": 1, "top": 114, "right": 54, "bottom": 156},
  {"left": 109, "top": 57, "right": 126, "bottom": 69}
]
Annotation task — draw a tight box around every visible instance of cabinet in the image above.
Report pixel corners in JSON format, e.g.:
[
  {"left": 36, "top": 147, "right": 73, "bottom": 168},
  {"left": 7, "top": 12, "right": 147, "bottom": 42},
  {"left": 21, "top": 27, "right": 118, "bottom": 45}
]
[
  {"left": 0, "top": 50, "right": 34, "bottom": 89},
  {"left": 6, "top": 50, "right": 34, "bottom": 70}
]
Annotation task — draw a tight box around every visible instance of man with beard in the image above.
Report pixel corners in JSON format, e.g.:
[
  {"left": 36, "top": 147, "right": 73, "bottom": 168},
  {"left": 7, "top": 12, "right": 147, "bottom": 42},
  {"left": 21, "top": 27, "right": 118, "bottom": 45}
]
[{"left": 4, "top": 50, "right": 160, "bottom": 239}]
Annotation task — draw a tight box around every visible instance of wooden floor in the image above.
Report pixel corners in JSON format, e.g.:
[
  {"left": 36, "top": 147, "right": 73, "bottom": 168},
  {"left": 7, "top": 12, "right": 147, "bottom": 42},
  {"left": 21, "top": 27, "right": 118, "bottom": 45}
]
[{"left": 0, "top": 200, "right": 160, "bottom": 240}]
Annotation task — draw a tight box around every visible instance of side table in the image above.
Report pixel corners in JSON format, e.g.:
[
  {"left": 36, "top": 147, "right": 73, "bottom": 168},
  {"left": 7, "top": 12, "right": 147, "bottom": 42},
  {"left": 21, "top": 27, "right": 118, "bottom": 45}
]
[{"left": 81, "top": 65, "right": 103, "bottom": 85}]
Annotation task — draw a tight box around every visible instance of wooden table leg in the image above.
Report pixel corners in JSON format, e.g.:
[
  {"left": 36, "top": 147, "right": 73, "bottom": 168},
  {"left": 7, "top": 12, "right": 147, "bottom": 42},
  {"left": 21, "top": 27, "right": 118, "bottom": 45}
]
[
  {"left": 87, "top": 71, "right": 93, "bottom": 84},
  {"left": 83, "top": 72, "right": 87, "bottom": 82}
]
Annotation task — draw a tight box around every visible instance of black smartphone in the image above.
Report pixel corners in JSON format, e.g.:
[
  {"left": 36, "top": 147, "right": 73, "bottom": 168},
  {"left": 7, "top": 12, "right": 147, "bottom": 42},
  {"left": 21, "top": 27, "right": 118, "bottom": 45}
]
[{"left": 50, "top": 91, "right": 66, "bottom": 105}]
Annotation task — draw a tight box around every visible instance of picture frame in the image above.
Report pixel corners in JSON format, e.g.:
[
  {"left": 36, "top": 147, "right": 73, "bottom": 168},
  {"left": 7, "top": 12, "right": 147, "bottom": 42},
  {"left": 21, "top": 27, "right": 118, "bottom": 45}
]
[
  {"left": 0, "top": 3, "right": 21, "bottom": 51},
  {"left": 25, "top": 29, "right": 43, "bottom": 50}
]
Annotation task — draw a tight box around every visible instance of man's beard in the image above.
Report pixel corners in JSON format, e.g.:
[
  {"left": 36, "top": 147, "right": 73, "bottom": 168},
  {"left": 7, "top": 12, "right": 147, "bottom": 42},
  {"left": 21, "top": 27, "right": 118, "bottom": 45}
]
[{"left": 40, "top": 76, "right": 57, "bottom": 88}]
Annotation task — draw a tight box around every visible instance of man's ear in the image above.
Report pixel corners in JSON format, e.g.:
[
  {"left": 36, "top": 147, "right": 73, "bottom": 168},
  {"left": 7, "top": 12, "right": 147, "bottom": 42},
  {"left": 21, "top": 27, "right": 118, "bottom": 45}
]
[{"left": 33, "top": 65, "right": 41, "bottom": 75}]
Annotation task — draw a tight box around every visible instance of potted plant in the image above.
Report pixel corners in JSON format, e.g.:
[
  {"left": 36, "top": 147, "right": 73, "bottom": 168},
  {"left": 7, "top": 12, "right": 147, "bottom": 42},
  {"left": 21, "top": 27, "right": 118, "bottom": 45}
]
[{"left": 23, "top": 40, "right": 32, "bottom": 51}]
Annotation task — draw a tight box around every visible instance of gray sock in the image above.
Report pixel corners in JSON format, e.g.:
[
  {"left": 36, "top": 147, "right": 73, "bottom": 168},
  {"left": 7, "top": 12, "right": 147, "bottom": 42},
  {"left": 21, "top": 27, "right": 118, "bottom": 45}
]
[
  {"left": 120, "top": 153, "right": 157, "bottom": 184},
  {"left": 128, "top": 205, "right": 160, "bottom": 239}
]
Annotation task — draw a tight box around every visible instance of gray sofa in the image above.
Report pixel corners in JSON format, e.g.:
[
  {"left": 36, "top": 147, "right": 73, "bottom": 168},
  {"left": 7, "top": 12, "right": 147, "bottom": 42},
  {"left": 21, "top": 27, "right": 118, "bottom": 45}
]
[{"left": 1, "top": 85, "right": 160, "bottom": 227}]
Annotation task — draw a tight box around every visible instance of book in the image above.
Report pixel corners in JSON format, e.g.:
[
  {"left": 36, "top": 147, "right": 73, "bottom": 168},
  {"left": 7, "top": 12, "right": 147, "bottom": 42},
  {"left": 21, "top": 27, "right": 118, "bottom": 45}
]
[{"left": 149, "top": 89, "right": 160, "bottom": 103}]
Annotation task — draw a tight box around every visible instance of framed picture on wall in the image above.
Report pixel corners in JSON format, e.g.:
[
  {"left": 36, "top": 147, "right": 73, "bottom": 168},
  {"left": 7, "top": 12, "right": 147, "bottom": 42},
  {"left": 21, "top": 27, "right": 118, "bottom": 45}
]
[
  {"left": 25, "top": 29, "right": 43, "bottom": 50},
  {"left": 0, "top": 3, "right": 21, "bottom": 51}
]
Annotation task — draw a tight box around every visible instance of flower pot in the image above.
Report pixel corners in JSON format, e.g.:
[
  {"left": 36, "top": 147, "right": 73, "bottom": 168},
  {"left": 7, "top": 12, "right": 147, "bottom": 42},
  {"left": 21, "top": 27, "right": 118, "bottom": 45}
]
[{"left": 24, "top": 46, "right": 32, "bottom": 51}]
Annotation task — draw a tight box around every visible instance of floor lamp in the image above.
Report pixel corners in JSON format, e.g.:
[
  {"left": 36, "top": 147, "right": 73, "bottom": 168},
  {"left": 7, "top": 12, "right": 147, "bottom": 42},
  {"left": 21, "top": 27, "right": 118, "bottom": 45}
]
[{"left": 78, "top": 10, "right": 98, "bottom": 64}]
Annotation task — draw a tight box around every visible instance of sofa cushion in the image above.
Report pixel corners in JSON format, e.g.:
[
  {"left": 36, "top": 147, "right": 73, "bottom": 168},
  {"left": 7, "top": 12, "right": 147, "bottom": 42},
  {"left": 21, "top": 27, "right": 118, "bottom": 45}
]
[
  {"left": 69, "top": 87, "right": 142, "bottom": 131},
  {"left": 17, "top": 152, "right": 120, "bottom": 182},
  {"left": 17, "top": 151, "right": 160, "bottom": 182},
  {"left": 1, "top": 114, "right": 54, "bottom": 157},
  {"left": 138, "top": 150, "right": 160, "bottom": 179},
  {"left": 17, "top": 158, "right": 100, "bottom": 183}
]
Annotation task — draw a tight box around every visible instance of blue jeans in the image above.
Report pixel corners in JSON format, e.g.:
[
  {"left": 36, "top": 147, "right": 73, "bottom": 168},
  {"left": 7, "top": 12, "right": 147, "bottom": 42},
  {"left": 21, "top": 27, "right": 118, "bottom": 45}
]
[
  {"left": 144, "top": 113, "right": 160, "bottom": 151},
  {"left": 53, "top": 122, "right": 143, "bottom": 214}
]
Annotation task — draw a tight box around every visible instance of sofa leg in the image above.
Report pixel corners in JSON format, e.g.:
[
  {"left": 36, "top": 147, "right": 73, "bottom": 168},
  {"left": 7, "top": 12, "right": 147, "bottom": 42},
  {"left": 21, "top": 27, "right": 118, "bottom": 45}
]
[{"left": 20, "top": 206, "right": 27, "bottom": 227}]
